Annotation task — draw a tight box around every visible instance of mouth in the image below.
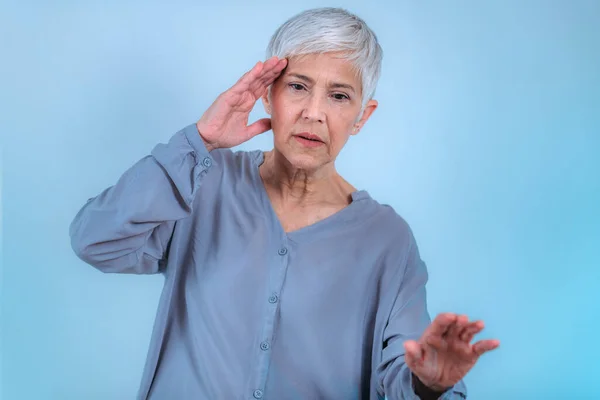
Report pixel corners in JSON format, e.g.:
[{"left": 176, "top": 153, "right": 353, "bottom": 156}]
[
  {"left": 294, "top": 133, "right": 324, "bottom": 143},
  {"left": 293, "top": 133, "right": 325, "bottom": 148}
]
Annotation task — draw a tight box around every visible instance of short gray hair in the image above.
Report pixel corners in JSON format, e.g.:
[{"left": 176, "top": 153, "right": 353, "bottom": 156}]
[{"left": 266, "top": 7, "right": 383, "bottom": 107}]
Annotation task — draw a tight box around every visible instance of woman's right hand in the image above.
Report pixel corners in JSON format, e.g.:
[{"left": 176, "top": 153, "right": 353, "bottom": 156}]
[{"left": 196, "top": 56, "right": 288, "bottom": 151}]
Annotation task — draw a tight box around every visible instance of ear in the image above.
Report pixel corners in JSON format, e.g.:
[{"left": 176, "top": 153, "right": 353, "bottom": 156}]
[
  {"left": 351, "top": 99, "right": 378, "bottom": 135},
  {"left": 261, "top": 88, "right": 272, "bottom": 115}
]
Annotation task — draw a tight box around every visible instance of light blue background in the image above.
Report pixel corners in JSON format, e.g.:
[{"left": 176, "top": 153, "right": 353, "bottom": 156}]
[{"left": 2, "top": 1, "right": 599, "bottom": 399}]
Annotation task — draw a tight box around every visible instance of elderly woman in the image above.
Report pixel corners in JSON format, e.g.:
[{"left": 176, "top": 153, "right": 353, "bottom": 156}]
[{"left": 70, "top": 7, "right": 498, "bottom": 400}]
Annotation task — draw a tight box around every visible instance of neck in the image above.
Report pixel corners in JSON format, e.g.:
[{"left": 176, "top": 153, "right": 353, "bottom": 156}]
[{"left": 259, "top": 150, "right": 355, "bottom": 207}]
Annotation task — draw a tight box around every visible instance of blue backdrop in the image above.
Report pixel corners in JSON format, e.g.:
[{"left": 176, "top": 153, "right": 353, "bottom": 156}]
[{"left": 2, "top": 1, "right": 599, "bottom": 399}]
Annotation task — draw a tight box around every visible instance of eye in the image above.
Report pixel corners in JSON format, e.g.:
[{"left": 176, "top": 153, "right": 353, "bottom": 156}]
[
  {"left": 332, "top": 93, "right": 350, "bottom": 101},
  {"left": 289, "top": 83, "right": 306, "bottom": 91}
]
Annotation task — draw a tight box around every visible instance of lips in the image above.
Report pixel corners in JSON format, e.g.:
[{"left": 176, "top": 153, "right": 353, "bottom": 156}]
[{"left": 294, "top": 132, "right": 324, "bottom": 143}]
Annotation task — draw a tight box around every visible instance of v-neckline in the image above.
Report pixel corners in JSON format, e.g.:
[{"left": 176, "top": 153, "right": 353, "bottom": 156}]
[{"left": 249, "top": 150, "right": 371, "bottom": 243}]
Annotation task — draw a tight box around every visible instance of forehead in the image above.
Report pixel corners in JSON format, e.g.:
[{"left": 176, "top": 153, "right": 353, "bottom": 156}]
[{"left": 283, "top": 53, "right": 362, "bottom": 89}]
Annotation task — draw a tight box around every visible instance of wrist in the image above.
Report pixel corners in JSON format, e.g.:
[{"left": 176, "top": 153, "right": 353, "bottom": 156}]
[
  {"left": 412, "top": 373, "right": 449, "bottom": 399},
  {"left": 195, "top": 123, "right": 217, "bottom": 152},
  {"left": 203, "top": 139, "right": 216, "bottom": 153}
]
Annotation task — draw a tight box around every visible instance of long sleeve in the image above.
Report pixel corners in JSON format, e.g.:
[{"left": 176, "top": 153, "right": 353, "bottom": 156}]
[
  {"left": 376, "top": 232, "right": 467, "bottom": 399},
  {"left": 69, "top": 123, "right": 218, "bottom": 274}
]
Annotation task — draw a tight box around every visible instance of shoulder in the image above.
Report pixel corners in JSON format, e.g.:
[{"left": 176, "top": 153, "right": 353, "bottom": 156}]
[
  {"left": 211, "top": 147, "right": 261, "bottom": 167},
  {"left": 351, "top": 196, "right": 428, "bottom": 292},
  {"left": 367, "top": 198, "right": 415, "bottom": 242},
  {"left": 209, "top": 147, "right": 263, "bottom": 180},
  {"left": 359, "top": 195, "right": 421, "bottom": 259}
]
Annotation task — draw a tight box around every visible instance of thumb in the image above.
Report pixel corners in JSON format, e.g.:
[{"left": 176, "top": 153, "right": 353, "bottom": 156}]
[
  {"left": 404, "top": 340, "right": 423, "bottom": 369},
  {"left": 245, "top": 118, "right": 272, "bottom": 139}
]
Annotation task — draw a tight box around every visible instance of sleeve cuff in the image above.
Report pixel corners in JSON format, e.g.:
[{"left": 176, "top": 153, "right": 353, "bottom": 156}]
[
  {"left": 150, "top": 123, "right": 217, "bottom": 206},
  {"left": 182, "top": 122, "right": 215, "bottom": 175},
  {"left": 411, "top": 373, "right": 467, "bottom": 400},
  {"left": 182, "top": 123, "right": 212, "bottom": 158}
]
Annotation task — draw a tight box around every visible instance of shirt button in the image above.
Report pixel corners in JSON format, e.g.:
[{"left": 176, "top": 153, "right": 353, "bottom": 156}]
[
  {"left": 260, "top": 341, "right": 270, "bottom": 351},
  {"left": 268, "top": 294, "right": 278, "bottom": 303},
  {"left": 253, "top": 389, "right": 263, "bottom": 399},
  {"left": 202, "top": 157, "right": 212, "bottom": 167},
  {"left": 278, "top": 247, "right": 288, "bottom": 256}
]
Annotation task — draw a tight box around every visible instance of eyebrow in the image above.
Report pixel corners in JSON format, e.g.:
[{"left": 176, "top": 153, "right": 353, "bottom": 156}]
[{"left": 287, "top": 73, "right": 357, "bottom": 93}]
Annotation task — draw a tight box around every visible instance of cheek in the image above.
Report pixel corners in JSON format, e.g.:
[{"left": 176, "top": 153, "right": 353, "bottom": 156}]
[
  {"left": 330, "top": 114, "right": 356, "bottom": 135},
  {"left": 272, "top": 101, "right": 299, "bottom": 128}
]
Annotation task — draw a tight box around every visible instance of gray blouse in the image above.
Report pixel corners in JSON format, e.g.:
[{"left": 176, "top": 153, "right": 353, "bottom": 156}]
[{"left": 69, "top": 123, "right": 467, "bottom": 399}]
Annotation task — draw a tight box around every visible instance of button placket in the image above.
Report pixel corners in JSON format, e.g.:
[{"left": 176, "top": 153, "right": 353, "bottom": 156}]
[
  {"left": 260, "top": 341, "right": 270, "bottom": 351},
  {"left": 250, "top": 241, "right": 289, "bottom": 399},
  {"left": 197, "top": 156, "right": 212, "bottom": 182}
]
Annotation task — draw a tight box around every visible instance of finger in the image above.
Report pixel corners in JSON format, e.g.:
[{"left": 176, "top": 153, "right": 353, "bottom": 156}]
[
  {"left": 261, "top": 56, "right": 287, "bottom": 77},
  {"left": 233, "top": 58, "right": 286, "bottom": 96},
  {"left": 459, "top": 321, "right": 484, "bottom": 342},
  {"left": 250, "top": 57, "right": 284, "bottom": 87},
  {"left": 252, "top": 59, "right": 287, "bottom": 96},
  {"left": 446, "top": 314, "right": 469, "bottom": 339},
  {"left": 247, "top": 65, "right": 270, "bottom": 94},
  {"left": 256, "top": 58, "right": 287, "bottom": 85},
  {"left": 265, "top": 58, "right": 287, "bottom": 78},
  {"left": 424, "top": 334, "right": 448, "bottom": 351},
  {"left": 473, "top": 339, "right": 500, "bottom": 356},
  {"left": 424, "top": 313, "right": 457, "bottom": 340},
  {"left": 262, "top": 55, "right": 282, "bottom": 70},
  {"left": 261, "top": 64, "right": 286, "bottom": 87},
  {"left": 446, "top": 318, "right": 477, "bottom": 355},
  {"left": 251, "top": 73, "right": 277, "bottom": 98},
  {"left": 250, "top": 78, "right": 276, "bottom": 101},
  {"left": 245, "top": 118, "right": 272, "bottom": 139},
  {"left": 403, "top": 340, "right": 424, "bottom": 369},
  {"left": 231, "top": 61, "right": 265, "bottom": 94}
]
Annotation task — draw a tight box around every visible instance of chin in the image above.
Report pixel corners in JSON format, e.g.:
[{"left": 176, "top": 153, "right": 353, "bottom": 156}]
[{"left": 280, "top": 148, "right": 329, "bottom": 172}]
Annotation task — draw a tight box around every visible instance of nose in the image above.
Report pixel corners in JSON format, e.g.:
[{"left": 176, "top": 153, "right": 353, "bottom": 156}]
[{"left": 301, "top": 93, "right": 325, "bottom": 123}]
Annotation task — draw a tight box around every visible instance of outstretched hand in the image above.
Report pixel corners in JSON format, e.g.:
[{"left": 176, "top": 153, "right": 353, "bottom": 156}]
[
  {"left": 404, "top": 313, "right": 500, "bottom": 392},
  {"left": 196, "top": 56, "right": 288, "bottom": 151}
]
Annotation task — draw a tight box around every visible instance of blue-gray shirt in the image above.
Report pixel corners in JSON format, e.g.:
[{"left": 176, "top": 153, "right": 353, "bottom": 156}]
[{"left": 69, "top": 123, "right": 467, "bottom": 399}]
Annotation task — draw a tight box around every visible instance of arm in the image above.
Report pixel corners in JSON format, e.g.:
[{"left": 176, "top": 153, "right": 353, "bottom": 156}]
[
  {"left": 69, "top": 57, "right": 288, "bottom": 274},
  {"left": 375, "top": 234, "right": 467, "bottom": 399},
  {"left": 69, "top": 123, "right": 215, "bottom": 274}
]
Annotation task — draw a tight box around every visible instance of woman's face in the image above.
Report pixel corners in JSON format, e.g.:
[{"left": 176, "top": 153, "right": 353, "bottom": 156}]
[{"left": 263, "top": 52, "right": 377, "bottom": 172}]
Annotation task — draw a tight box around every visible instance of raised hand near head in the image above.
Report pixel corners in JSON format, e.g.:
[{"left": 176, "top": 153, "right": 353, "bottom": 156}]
[{"left": 196, "top": 56, "right": 288, "bottom": 151}]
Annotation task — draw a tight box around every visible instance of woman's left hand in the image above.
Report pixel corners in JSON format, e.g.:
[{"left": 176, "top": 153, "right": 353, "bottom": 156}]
[{"left": 403, "top": 313, "right": 500, "bottom": 392}]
